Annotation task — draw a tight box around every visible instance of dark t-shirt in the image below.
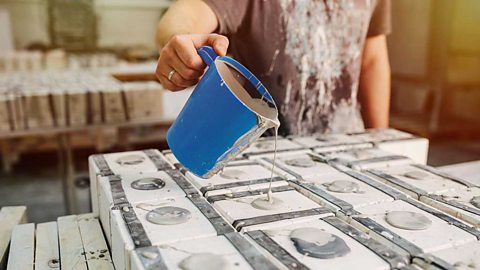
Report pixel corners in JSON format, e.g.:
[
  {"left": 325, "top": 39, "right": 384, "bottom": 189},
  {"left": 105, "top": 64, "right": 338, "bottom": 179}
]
[{"left": 203, "top": 0, "right": 391, "bottom": 135}]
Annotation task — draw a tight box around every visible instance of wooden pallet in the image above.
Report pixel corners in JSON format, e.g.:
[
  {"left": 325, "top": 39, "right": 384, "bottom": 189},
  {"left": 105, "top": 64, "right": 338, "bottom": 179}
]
[
  {"left": 4, "top": 213, "right": 114, "bottom": 270},
  {"left": 0, "top": 206, "right": 27, "bottom": 269}
]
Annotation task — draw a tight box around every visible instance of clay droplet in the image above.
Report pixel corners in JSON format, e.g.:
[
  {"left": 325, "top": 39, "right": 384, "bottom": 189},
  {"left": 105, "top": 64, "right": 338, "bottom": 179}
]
[
  {"left": 131, "top": 177, "right": 166, "bottom": 190},
  {"left": 385, "top": 211, "right": 432, "bottom": 230},
  {"left": 146, "top": 206, "right": 191, "bottom": 225},
  {"left": 116, "top": 154, "right": 145, "bottom": 166},
  {"left": 178, "top": 253, "right": 227, "bottom": 270},
  {"left": 290, "top": 227, "right": 351, "bottom": 259}
]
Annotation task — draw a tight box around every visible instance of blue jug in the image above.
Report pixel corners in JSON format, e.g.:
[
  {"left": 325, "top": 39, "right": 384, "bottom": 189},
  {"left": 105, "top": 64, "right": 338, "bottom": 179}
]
[{"left": 166, "top": 46, "right": 278, "bottom": 178}]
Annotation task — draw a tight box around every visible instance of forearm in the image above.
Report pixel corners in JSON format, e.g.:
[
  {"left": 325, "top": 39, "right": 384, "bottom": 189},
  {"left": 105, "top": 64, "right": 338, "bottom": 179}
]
[
  {"left": 156, "top": 0, "right": 218, "bottom": 47},
  {"left": 358, "top": 35, "right": 391, "bottom": 128}
]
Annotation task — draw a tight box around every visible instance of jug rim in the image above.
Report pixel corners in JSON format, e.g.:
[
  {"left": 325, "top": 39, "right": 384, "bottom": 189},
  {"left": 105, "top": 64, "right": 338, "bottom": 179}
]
[{"left": 215, "top": 57, "right": 279, "bottom": 123}]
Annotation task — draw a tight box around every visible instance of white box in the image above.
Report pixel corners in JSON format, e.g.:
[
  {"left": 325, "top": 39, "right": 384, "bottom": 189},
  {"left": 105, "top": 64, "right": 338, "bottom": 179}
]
[
  {"left": 419, "top": 187, "right": 480, "bottom": 227},
  {"left": 291, "top": 171, "right": 395, "bottom": 213},
  {"left": 368, "top": 164, "right": 471, "bottom": 199},
  {"left": 351, "top": 200, "right": 477, "bottom": 253},
  {"left": 185, "top": 160, "right": 293, "bottom": 197},
  {"left": 98, "top": 170, "right": 197, "bottom": 245},
  {"left": 317, "top": 147, "right": 412, "bottom": 170},
  {"left": 130, "top": 233, "right": 277, "bottom": 270},
  {"left": 111, "top": 197, "right": 234, "bottom": 270},
  {"left": 89, "top": 149, "right": 174, "bottom": 214},
  {"left": 347, "top": 128, "right": 429, "bottom": 164},
  {"left": 245, "top": 217, "right": 394, "bottom": 270},
  {"left": 209, "top": 186, "right": 333, "bottom": 232}
]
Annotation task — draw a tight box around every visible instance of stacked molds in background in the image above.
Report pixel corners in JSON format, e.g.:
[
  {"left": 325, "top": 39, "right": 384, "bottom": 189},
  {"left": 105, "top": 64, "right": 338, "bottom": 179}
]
[
  {"left": 83, "top": 129, "right": 480, "bottom": 270},
  {"left": 0, "top": 71, "right": 169, "bottom": 132}
]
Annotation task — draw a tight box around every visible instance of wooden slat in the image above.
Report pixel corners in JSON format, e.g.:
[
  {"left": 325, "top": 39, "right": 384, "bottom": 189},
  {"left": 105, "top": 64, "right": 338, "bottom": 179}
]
[
  {"left": 0, "top": 95, "right": 11, "bottom": 132},
  {"left": 77, "top": 214, "right": 114, "bottom": 270},
  {"left": 35, "top": 222, "right": 60, "bottom": 270},
  {"left": 58, "top": 215, "right": 88, "bottom": 270},
  {"left": 0, "top": 206, "right": 27, "bottom": 268},
  {"left": 24, "top": 92, "right": 54, "bottom": 130},
  {"left": 102, "top": 90, "right": 125, "bottom": 123},
  {"left": 123, "top": 83, "right": 163, "bottom": 122},
  {"left": 51, "top": 92, "right": 67, "bottom": 127},
  {"left": 67, "top": 91, "right": 88, "bottom": 127},
  {"left": 6, "top": 223, "right": 34, "bottom": 270}
]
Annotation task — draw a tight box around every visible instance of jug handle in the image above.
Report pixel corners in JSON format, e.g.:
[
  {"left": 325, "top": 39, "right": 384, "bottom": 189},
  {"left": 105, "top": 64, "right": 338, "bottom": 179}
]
[{"left": 197, "top": 46, "right": 218, "bottom": 66}]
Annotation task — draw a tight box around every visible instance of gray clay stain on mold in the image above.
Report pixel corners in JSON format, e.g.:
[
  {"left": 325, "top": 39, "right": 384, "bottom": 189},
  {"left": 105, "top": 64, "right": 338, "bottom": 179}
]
[
  {"left": 178, "top": 253, "right": 228, "bottom": 270},
  {"left": 470, "top": 196, "right": 480, "bottom": 209},
  {"left": 116, "top": 154, "right": 145, "bottom": 166},
  {"left": 220, "top": 169, "right": 247, "bottom": 180},
  {"left": 251, "top": 196, "right": 284, "bottom": 210},
  {"left": 385, "top": 211, "right": 432, "bottom": 231},
  {"left": 131, "top": 177, "right": 166, "bottom": 190},
  {"left": 255, "top": 141, "right": 275, "bottom": 150},
  {"left": 284, "top": 156, "right": 316, "bottom": 168},
  {"left": 323, "top": 180, "right": 363, "bottom": 193},
  {"left": 403, "top": 170, "right": 430, "bottom": 180},
  {"left": 350, "top": 150, "right": 375, "bottom": 160},
  {"left": 146, "top": 206, "right": 191, "bottom": 225},
  {"left": 289, "top": 227, "right": 351, "bottom": 259}
]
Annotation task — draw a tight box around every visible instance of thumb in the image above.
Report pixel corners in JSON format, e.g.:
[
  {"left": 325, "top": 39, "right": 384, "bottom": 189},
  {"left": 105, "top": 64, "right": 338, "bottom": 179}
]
[{"left": 191, "top": 34, "right": 229, "bottom": 56}]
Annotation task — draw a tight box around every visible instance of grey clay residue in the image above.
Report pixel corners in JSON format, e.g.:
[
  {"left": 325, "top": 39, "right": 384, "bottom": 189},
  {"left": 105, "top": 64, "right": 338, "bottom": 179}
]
[
  {"left": 385, "top": 211, "right": 432, "bottom": 230},
  {"left": 146, "top": 206, "right": 192, "bottom": 225},
  {"left": 131, "top": 177, "right": 166, "bottom": 190},
  {"left": 290, "top": 227, "right": 351, "bottom": 259},
  {"left": 116, "top": 154, "right": 145, "bottom": 166},
  {"left": 178, "top": 253, "right": 228, "bottom": 270}
]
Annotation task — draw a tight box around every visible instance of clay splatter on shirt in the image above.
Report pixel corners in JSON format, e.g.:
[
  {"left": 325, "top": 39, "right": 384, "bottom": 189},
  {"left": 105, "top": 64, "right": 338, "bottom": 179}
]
[
  {"left": 204, "top": 0, "right": 388, "bottom": 135},
  {"left": 278, "top": 0, "right": 374, "bottom": 135}
]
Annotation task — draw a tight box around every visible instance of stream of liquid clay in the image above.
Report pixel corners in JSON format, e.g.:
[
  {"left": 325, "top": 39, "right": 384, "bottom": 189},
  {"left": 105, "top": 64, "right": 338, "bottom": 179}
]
[
  {"left": 385, "top": 211, "right": 432, "bottom": 230},
  {"left": 178, "top": 253, "right": 228, "bottom": 270},
  {"left": 246, "top": 98, "right": 283, "bottom": 210},
  {"left": 290, "top": 227, "right": 351, "bottom": 259},
  {"left": 251, "top": 125, "right": 285, "bottom": 210},
  {"left": 217, "top": 60, "right": 282, "bottom": 210}
]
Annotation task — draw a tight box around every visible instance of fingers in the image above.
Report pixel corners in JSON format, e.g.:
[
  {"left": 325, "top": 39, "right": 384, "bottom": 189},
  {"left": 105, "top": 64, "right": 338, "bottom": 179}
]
[
  {"left": 156, "top": 33, "right": 229, "bottom": 91},
  {"left": 191, "top": 34, "right": 229, "bottom": 56}
]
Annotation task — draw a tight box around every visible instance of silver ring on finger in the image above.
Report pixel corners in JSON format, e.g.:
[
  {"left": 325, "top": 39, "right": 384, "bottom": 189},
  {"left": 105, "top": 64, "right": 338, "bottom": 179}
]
[{"left": 167, "top": 69, "right": 176, "bottom": 81}]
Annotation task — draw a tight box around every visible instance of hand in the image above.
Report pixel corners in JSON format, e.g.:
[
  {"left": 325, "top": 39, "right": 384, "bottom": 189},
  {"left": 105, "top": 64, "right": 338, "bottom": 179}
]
[{"left": 156, "top": 34, "right": 229, "bottom": 91}]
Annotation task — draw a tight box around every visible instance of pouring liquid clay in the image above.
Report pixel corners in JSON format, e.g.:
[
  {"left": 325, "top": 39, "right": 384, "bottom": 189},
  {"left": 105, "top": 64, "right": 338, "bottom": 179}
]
[
  {"left": 216, "top": 61, "right": 283, "bottom": 209},
  {"left": 168, "top": 46, "right": 281, "bottom": 183}
]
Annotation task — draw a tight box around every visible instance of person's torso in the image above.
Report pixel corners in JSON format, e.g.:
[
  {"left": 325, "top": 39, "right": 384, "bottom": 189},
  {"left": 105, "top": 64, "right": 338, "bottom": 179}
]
[{"left": 227, "top": 0, "right": 378, "bottom": 135}]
